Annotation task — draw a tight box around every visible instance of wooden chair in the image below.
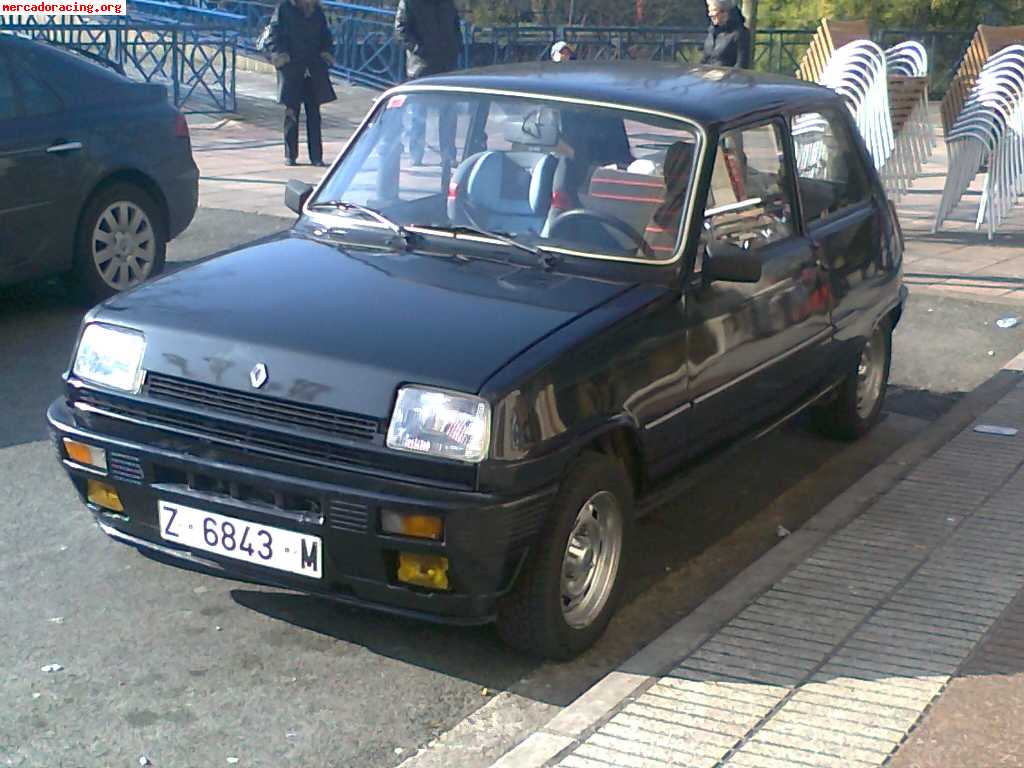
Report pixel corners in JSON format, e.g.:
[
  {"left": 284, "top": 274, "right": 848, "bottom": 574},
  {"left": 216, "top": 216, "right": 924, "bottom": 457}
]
[
  {"left": 797, "top": 18, "right": 871, "bottom": 82},
  {"left": 941, "top": 25, "right": 1024, "bottom": 135}
]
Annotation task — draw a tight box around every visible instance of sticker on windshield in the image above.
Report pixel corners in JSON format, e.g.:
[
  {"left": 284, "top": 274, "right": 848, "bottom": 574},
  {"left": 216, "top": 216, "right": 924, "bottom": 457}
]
[{"left": 387, "top": 95, "right": 407, "bottom": 109}]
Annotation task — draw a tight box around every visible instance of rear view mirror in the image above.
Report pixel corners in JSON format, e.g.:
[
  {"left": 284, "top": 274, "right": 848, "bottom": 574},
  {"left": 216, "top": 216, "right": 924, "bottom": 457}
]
[
  {"left": 705, "top": 241, "right": 762, "bottom": 283},
  {"left": 285, "top": 179, "right": 314, "bottom": 215}
]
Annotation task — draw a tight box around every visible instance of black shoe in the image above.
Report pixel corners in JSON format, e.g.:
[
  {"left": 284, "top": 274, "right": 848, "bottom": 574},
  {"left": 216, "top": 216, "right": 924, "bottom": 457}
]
[
  {"left": 285, "top": 158, "right": 297, "bottom": 166},
  {"left": 311, "top": 159, "right": 327, "bottom": 167}
]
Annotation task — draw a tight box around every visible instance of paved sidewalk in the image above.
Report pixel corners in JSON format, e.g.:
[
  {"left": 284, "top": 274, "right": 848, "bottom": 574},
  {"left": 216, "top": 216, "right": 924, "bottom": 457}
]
[{"left": 494, "top": 374, "right": 1024, "bottom": 768}]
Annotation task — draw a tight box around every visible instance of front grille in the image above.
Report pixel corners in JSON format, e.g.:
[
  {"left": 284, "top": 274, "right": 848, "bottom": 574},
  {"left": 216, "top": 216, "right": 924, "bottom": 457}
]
[
  {"left": 78, "top": 391, "right": 379, "bottom": 472},
  {"left": 108, "top": 452, "right": 145, "bottom": 484},
  {"left": 145, "top": 373, "right": 380, "bottom": 442},
  {"left": 327, "top": 499, "right": 370, "bottom": 533}
]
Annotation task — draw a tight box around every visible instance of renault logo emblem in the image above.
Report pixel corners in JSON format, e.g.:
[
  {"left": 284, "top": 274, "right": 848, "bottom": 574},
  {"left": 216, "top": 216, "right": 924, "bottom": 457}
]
[{"left": 250, "top": 363, "right": 268, "bottom": 389}]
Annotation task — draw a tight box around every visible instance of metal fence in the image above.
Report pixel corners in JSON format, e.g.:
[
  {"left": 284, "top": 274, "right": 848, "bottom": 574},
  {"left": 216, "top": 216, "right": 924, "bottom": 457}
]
[
  {"left": 0, "top": 12, "right": 239, "bottom": 111},
  {"left": 31, "top": 0, "right": 975, "bottom": 102}
]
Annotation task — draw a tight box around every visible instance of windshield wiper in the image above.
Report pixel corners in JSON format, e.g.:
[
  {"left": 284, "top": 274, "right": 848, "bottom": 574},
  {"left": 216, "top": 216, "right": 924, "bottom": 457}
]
[
  {"left": 416, "top": 224, "right": 561, "bottom": 268},
  {"left": 308, "top": 200, "right": 414, "bottom": 248}
]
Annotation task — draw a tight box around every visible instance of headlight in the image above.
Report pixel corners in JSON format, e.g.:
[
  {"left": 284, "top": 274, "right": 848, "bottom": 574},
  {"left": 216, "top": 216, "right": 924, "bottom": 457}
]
[
  {"left": 72, "top": 323, "right": 146, "bottom": 393},
  {"left": 386, "top": 386, "right": 490, "bottom": 463}
]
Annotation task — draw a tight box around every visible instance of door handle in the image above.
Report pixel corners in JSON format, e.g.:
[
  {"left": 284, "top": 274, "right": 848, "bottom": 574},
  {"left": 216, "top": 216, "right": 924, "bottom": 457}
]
[{"left": 46, "top": 141, "right": 83, "bottom": 154}]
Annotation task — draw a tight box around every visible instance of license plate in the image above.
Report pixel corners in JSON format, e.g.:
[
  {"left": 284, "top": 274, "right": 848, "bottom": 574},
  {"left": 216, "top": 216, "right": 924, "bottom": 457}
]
[{"left": 158, "top": 501, "right": 322, "bottom": 579}]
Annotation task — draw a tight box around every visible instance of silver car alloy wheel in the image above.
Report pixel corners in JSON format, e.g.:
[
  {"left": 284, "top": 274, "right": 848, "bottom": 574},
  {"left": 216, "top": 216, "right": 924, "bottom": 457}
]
[
  {"left": 561, "top": 490, "right": 624, "bottom": 630},
  {"left": 92, "top": 201, "right": 156, "bottom": 291},
  {"left": 856, "top": 324, "right": 887, "bottom": 419}
]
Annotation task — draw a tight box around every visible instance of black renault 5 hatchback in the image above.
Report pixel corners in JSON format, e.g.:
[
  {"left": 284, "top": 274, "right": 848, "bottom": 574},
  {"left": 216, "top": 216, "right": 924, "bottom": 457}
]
[{"left": 49, "top": 63, "right": 905, "bottom": 659}]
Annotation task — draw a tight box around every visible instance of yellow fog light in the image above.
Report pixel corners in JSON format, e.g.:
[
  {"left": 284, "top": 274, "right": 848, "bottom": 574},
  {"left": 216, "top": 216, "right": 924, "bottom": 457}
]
[
  {"left": 397, "top": 553, "right": 450, "bottom": 590},
  {"left": 381, "top": 511, "right": 443, "bottom": 541},
  {"left": 86, "top": 480, "right": 123, "bottom": 513},
  {"left": 63, "top": 439, "right": 107, "bottom": 471}
]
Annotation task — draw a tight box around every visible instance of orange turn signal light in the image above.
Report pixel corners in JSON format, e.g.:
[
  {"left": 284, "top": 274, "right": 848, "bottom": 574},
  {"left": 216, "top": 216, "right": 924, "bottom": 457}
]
[
  {"left": 381, "top": 511, "right": 443, "bottom": 541},
  {"left": 63, "top": 439, "right": 107, "bottom": 471},
  {"left": 86, "top": 480, "right": 123, "bottom": 513}
]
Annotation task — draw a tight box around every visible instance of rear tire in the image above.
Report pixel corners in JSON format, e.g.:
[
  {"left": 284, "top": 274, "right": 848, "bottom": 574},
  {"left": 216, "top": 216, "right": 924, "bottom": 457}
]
[
  {"left": 813, "top": 318, "right": 892, "bottom": 440},
  {"left": 72, "top": 183, "right": 166, "bottom": 303},
  {"left": 497, "top": 452, "right": 633, "bottom": 660}
]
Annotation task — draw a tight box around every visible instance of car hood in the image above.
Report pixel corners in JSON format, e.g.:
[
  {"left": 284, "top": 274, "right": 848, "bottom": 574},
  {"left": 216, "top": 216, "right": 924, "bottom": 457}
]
[{"left": 94, "top": 234, "right": 634, "bottom": 418}]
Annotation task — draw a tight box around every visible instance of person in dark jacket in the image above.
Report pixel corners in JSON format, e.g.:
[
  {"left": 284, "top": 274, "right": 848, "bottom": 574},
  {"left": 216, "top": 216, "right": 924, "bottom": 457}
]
[
  {"left": 267, "top": 0, "right": 337, "bottom": 166},
  {"left": 549, "top": 40, "right": 633, "bottom": 192},
  {"left": 394, "top": 0, "right": 463, "bottom": 165},
  {"left": 700, "top": 0, "right": 751, "bottom": 69}
]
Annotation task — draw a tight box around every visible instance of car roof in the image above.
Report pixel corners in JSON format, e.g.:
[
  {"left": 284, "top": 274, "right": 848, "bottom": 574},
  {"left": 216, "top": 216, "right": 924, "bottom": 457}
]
[{"left": 404, "top": 61, "right": 841, "bottom": 127}]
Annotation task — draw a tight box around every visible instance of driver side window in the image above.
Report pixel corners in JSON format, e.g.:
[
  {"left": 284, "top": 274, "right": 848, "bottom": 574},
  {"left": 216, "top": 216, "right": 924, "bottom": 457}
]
[{"left": 697, "top": 122, "right": 794, "bottom": 273}]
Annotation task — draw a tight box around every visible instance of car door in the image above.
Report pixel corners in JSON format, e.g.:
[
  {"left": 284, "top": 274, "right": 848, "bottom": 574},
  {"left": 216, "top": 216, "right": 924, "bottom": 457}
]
[
  {"left": 0, "top": 49, "right": 83, "bottom": 284},
  {"left": 684, "top": 119, "right": 833, "bottom": 455},
  {"left": 789, "top": 108, "right": 888, "bottom": 364}
]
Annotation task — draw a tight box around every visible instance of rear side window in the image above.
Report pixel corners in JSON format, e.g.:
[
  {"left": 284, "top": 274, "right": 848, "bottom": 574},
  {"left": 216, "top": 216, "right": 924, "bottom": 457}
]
[
  {"left": 703, "top": 121, "right": 795, "bottom": 254},
  {"left": 790, "top": 110, "right": 870, "bottom": 224},
  {"left": 0, "top": 55, "right": 17, "bottom": 120},
  {"left": 10, "top": 58, "right": 62, "bottom": 117}
]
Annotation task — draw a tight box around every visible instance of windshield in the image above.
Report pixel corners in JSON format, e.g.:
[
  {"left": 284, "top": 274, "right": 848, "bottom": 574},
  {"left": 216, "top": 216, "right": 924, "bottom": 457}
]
[{"left": 312, "top": 90, "right": 700, "bottom": 262}]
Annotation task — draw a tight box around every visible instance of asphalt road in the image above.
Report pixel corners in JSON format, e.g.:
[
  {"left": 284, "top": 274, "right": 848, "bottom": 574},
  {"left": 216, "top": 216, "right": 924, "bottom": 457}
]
[{"left": 2, "top": 210, "right": 1022, "bottom": 768}]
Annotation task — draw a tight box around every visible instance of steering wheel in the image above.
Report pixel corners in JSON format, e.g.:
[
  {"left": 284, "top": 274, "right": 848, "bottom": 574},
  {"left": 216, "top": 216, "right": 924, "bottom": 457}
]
[{"left": 547, "top": 209, "right": 655, "bottom": 259}]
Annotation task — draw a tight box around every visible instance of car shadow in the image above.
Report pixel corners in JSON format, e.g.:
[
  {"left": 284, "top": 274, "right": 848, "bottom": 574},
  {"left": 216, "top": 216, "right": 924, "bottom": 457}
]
[
  {"left": 221, "top": 394, "right": 949, "bottom": 707},
  {"left": 0, "top": 279, "right": 87, "bottom": 449}
]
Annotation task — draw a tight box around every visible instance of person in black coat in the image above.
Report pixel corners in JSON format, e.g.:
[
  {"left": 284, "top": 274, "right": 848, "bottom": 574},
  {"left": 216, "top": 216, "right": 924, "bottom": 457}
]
[
  {"left": 267, "top": 0, "right": 337, "bottom": 166},
  {"left": 394, "top": 0, "right": 463, "bottom": 165},
  {"left": 700, "top": 0, "right": 751, "bottom": 69}
]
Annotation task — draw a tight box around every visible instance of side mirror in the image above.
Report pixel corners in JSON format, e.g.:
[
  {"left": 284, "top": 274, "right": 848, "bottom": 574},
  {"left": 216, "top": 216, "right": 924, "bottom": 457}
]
[
  {"left": 705, "top": 241, "right": 762, "bottom": 283},
  {"left": 285, "top": 179, "right": 314, "bottom": 215}
]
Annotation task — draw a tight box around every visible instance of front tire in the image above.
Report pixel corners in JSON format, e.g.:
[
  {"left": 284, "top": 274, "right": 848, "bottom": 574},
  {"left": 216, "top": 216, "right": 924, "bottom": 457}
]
[
  {"left": 73, "top": 183, "right": 166, "bottom": 303},
  {"left": 813, "top": 318, "right": 892, "bottom": 440},
  {"left": 497, "top": 452, "right": 633, "bottom": 659}
]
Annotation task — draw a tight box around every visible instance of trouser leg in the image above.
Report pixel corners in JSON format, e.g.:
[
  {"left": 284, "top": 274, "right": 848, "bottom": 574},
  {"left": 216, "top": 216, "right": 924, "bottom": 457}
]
[
  {"left": 303, "top": 78, "right": 323, "bottom": 163},
  {"left": 408, "top": 100, "right": 426, "bottom": 164},
  {"left": 284, "top": 101, "right": 300, "bottom": 161}
]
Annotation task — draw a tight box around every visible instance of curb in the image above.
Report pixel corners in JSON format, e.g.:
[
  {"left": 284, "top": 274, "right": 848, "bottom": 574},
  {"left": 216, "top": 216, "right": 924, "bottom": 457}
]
[{"left": 489, "top": 353, "right": 1024, "bottom": 768}]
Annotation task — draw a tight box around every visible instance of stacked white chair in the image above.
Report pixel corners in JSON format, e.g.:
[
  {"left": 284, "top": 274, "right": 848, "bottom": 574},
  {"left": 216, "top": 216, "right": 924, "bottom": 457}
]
[
  {"left": 818, "top": 40, "right": 896, "bottom": 183},
  {"left": 883, "top": 41, "right": 935, "bottom": 198},
  {"left": 791, "top": 112, "right": 831, "bottom": 180},
  {"left": 934, "top": 44, "right": 1024, "bottom": 238}
]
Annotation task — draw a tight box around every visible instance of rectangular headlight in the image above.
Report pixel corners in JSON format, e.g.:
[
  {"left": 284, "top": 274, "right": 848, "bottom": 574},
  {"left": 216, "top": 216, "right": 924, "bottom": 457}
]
[
  {"left": 386, "top": 386, "right": 490, "bottom": 463},
  {"left": 72, "top": 323, "right": 146, "bottom": 393}
]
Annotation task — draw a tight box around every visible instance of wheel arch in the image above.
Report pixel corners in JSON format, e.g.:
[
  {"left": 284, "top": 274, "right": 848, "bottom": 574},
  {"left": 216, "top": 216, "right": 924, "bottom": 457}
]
[
  {"left": 574, "top": 419, "right": 646, "bottom": 500},
  {"left": 76, "top": 169, "right": 170, "bottom": 242}
]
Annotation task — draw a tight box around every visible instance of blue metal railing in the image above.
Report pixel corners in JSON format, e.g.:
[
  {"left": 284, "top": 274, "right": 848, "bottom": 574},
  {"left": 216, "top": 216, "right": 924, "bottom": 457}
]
[
  {"left": 22, "top": 1, "right": 974, "bottom": 101},
  {"left": 0, "top": 14, "right": 238, "bottom": 112},
  {"left": 151, "top": 1, "right": 973, "bottom": 97}
]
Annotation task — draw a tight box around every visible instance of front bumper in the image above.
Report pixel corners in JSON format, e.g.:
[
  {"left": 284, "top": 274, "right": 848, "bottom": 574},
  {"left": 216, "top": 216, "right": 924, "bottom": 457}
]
[{"left": 48, "top": 398, "right": 554, "bottom": 624}]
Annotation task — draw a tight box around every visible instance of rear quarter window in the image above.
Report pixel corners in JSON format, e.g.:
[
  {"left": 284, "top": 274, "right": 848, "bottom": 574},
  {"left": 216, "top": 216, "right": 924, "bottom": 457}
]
[
  {"left": 16, "top": 41, "right": 129, "bottom": 102},
  {"left": 790, "top": 109, "right": 870, "bottom": 224}
]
